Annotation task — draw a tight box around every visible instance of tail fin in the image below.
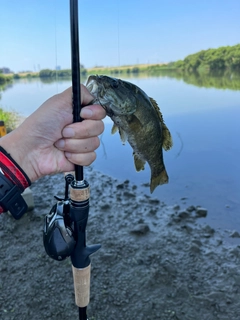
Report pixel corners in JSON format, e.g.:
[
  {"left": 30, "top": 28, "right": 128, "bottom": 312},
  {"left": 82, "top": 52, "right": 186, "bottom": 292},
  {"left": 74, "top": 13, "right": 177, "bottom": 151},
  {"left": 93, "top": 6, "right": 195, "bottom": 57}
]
[{"left": 150, "top": 169, "right": 169, "bottom": 193}]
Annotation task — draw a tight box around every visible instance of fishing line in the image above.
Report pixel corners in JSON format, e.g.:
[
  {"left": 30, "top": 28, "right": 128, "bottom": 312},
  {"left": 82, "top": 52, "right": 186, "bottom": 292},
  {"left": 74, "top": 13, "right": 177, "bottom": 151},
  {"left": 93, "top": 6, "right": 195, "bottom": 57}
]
[
  {"left": 117, "top": 0, "right": 120, "bottom": 67},
  {"left": 54, "top": 0, "right": 59, "bottom": 92},
  {"left": 175, "top": 131, "right": 184, "bottom": 158}
]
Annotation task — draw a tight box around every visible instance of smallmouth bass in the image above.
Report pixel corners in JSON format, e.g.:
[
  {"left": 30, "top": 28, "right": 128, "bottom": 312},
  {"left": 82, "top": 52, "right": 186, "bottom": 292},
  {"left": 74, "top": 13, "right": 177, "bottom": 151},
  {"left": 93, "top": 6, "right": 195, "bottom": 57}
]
[{"left": 86, "top": 75, "right": 173, "bottom": 193}]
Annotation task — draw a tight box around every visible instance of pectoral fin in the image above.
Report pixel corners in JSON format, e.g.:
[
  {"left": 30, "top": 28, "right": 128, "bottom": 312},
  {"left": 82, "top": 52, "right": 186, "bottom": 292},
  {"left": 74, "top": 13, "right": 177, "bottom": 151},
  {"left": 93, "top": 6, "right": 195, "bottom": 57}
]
[
  {"left": 133, "top": 152, "right": 145, "bottom": 171},
  {"left": 127, "top": 114, "right": 143, "bottom": 131},
  {"left": 111, "top": 123, "right": 118, "bottom": 135}
]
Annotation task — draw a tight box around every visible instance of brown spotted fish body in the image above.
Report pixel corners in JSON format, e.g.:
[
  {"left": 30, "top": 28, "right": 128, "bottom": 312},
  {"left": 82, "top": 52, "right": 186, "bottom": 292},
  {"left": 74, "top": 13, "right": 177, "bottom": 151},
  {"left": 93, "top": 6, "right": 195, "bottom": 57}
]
[{"left": 86, "top": 75, "right": 173, "bottom": 193}]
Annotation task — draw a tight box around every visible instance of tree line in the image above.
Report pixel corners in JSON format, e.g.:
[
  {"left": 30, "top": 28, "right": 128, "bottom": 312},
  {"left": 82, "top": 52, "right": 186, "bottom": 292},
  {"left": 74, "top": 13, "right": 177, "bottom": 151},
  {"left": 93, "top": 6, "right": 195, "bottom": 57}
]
[
  {"left": 39, "top": 65, "right": 87, "bottom": 78},
  {"left": 170, "top": 44, "right": 240, "bottom": 72}
]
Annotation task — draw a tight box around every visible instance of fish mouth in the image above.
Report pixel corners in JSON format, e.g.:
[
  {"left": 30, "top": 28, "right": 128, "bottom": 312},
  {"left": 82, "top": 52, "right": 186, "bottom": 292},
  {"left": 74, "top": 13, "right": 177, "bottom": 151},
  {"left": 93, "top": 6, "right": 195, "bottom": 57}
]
[
  {"left": 86, "top": 77, "right": 99, "bottom": 96},
  {"left": 86, "top": 77, "right": 113, "bottom": 116},
  {"left": 86, "top": 76, "right": 102, "bottom": 105}
]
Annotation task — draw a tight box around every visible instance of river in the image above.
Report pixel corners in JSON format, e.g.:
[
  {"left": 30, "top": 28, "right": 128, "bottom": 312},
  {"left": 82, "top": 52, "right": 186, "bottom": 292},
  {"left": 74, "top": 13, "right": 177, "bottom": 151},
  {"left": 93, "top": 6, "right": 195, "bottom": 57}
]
[{"left": 0, "top": 73, "right": 240, "bottom": 235}]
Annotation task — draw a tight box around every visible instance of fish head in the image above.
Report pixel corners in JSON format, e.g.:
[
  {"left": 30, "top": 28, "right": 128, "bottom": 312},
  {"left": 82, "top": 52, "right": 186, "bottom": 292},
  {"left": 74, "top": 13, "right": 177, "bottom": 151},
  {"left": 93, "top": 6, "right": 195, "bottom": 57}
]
[{"left": 86, "top": 75, "right": 137, "bottom": 116}]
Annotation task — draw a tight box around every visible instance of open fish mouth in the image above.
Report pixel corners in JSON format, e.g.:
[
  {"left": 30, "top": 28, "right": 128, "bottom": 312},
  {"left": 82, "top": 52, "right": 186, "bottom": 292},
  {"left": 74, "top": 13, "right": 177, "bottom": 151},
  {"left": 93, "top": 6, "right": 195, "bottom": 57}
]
[
  {"left": 86, "top": 78, "right": 99, "bottom": 96},
  {"left": 86, "top": 77, "right": 102, "bottom": 105},
  {"left": 86, "top": 77, "right": 114, "bottom": 116}
]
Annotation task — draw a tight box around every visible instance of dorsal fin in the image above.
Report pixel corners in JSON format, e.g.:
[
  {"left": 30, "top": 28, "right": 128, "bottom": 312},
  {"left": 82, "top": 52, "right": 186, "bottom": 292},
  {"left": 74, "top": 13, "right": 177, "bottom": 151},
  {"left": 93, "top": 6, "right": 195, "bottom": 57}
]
[{"left": 149, "top": 97, "right": 173, "bottom": 151}]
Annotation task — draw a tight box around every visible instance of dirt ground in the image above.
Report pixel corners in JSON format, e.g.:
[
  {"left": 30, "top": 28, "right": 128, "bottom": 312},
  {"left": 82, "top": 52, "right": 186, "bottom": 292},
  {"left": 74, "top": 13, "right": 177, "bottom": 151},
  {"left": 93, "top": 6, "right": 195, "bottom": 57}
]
[{"left": 1, "top": 167, "right": 240, "bottom": 320}]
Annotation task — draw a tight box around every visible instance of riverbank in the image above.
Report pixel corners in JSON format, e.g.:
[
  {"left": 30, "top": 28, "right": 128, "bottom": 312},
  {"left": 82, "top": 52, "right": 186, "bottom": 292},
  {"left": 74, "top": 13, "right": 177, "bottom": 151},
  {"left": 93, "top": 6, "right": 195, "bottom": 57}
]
[{"left": 1, "top": 168, "right": 240, "bottom": 319}]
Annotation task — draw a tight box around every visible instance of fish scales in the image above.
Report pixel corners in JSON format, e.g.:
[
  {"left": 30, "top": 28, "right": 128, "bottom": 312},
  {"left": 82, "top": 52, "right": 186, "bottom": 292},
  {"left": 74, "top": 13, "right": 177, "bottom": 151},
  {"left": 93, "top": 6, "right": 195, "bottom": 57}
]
[{"left": 86, "top": 75, "right": 173, "bottom": 193}]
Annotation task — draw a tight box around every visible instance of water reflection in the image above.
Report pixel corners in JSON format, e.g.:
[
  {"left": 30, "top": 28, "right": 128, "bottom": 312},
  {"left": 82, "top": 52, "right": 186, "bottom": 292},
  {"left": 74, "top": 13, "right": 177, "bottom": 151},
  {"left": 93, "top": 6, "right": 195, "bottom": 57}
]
[
  {"left": 0, "top": 71, "right": 239, "bottom": 235},
  {"left": 1, "top": 70, "right": 240, "bottom": 96},
  {"left": 145, "top": 69, "right": 240, "bottom": 91}
]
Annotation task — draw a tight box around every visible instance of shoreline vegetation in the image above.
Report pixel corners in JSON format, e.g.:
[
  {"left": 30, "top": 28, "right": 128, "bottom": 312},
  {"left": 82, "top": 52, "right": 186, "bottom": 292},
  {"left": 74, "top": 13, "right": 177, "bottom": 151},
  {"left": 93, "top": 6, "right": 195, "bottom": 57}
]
[
  {"left": 0, "top": 44, "right": 239, "bottom": 83},
  {"left": 0, "top": 44, "right": 240, "bottom": 80},
  {"left": 0, "top": 43, "right": 240, "bottom": 129}
]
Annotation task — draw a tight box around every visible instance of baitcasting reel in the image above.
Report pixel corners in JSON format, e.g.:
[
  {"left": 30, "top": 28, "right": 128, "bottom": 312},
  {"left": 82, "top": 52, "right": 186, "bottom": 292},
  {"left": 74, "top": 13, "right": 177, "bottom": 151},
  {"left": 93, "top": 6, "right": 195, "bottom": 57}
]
[{"left": 43, "top": 174, "right": 76, "bottom": 261}]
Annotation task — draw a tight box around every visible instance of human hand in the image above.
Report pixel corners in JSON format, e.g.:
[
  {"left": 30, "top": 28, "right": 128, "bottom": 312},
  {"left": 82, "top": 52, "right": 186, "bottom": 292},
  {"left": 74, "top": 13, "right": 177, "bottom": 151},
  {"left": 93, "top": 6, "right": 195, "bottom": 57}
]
[{"left": 0, "top": 85, "right": 106, "bottom": 182}]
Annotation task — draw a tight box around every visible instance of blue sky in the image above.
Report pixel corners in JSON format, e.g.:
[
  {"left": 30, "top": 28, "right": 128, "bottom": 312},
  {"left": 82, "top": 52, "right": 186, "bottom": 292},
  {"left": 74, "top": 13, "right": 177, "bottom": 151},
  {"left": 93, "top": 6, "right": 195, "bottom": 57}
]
[{"left": 0, "top": 0, "right": 240, "bottom": 72}]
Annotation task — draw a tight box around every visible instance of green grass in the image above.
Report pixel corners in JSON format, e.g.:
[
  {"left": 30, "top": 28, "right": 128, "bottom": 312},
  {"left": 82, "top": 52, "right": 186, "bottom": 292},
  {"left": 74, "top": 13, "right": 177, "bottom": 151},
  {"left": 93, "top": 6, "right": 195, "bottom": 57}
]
[{"left": 0, "top": 107, "right": 20, "bottom": 132}]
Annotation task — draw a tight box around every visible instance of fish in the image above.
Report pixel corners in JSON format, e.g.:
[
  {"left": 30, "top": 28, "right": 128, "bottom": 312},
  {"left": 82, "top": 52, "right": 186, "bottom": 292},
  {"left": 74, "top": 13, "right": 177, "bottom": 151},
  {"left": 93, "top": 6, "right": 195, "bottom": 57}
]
[{"left": 86, "top": 75, "right": 173, "bottom": 193}]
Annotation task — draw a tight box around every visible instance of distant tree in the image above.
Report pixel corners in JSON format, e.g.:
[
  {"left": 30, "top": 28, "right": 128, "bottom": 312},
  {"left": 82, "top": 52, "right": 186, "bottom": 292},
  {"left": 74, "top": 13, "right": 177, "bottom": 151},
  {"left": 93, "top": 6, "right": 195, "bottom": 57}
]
[
  {"left": 13, "top": 74, "right": 20, "bottom": 79},
  {"left": 170, "top": 44, "right": 240, "bottom": 72},
  {"left": 0, "top": 74, "right": 6, "bottom": 85},
  {"left": 39, "top": 69, "right": 54, "bottom": 78},
  {"left": 132, "top": 67, "right": 139, "bottom": 73}
]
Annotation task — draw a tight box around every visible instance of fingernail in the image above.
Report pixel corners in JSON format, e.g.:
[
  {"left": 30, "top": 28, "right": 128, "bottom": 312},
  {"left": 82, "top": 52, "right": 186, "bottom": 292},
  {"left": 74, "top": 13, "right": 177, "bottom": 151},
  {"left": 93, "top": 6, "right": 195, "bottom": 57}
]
[
  {"left": 55, "top": 139, "right": 65, "bottom": 148},
  {"left": 81, "top": 108, "right": 93, "bottom": 118},
  {"left": 62, "top": 127, "right": 75, "bottom": 138}
]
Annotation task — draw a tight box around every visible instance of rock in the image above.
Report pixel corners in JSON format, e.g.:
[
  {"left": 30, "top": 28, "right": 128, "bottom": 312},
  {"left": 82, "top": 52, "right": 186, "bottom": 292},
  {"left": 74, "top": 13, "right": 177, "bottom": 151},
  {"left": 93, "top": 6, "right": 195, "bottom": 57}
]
[
  {"left": 130, "top": 223, "right": 150, "bottom": 235},
  {"left": 116, "top": 183, "right": 125, "bottom": 189},
  {"left": 192, "top": 239, "right": 202, "bottom": 247},
  {"left": 178, "top": 210, "right": 190, "bottom": 218},
  {"left": 99, "top": 203, "right": 111, "bottom": 210},
  {"left": 230, "top": 230, "right": 240, "bottom": 238},
  {"left": 173, "top": 205, "right": 180, "bottom": 210},
  {"left": 189, "top": 243, "right": 201, "bottom": 254},
  {"left": 148, "top": 208, "right": 157, "bottom": 215},
  {"left": 195, "top": 207, "right": 208, "bottom": 217},
  {"left": 181, "top": 224, "right": 193, "bottom": 233},
  {"left": 187, "top": 205, "right": 195, "bottom": 212},
  {"left": 148, "top": 198, "right": 160, "bottom": 205},
  {"left": 100, "top": 253, "right": 116, "bottom": 262},
  {"left": 202, "top": 225, "right": 215, "bottom": 237},
  {"left": 123, "top": 191, "right": 136, "bottom": 198},
  {"left": 141, "top": 182, "right": 150, "bottom": 188}
]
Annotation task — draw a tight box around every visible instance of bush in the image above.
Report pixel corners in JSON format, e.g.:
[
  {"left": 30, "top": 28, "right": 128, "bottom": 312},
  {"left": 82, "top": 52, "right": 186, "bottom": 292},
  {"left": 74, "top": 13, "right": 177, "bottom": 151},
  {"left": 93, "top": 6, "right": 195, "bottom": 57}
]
[
  {"left": 0, "top": 74, "right": 6, "bottom": 85},
  {"left": 132, "top": 67, "right": 139, "bottom": 73},
  {"left": 39, "top": 69, "right": 54, "bottom": 78},
  {"left": 0, "top": 107, "right": 20, "bottom": 132},
  {"left": 13, "top": 74, "right": 20, "bottom": 79}
]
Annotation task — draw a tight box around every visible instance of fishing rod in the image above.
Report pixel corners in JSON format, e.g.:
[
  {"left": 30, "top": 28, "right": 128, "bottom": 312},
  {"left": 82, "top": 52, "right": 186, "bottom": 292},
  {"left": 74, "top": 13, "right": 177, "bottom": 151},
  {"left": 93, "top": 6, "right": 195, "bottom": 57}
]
[{"left": 43, "top": 1, "right": 101, "bottom": 319}]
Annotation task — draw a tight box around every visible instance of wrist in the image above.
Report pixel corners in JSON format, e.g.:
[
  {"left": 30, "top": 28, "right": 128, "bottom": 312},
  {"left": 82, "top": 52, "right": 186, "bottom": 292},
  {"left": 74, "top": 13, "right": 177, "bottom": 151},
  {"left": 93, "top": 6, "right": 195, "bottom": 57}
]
[
  {"left": 0, "top": 145, "right": 31, "bottom": 189},
  {"left": 0, "top": 128, "right": 38, "bottom": 183}
]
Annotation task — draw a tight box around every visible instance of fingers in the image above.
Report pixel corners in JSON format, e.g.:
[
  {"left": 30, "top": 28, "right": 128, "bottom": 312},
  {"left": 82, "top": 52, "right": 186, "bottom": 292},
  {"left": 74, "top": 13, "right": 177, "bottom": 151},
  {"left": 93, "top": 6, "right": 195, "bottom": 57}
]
[
  {"left": 61, "top": 84, "right": 106, "bottom": 113},
  {"left": 80, "top": 104, "right": 106, "bottom": 120},
  {"left": 65, "top": 151, "right": 97, "bottom": 167},
  {"left": 62, "top": 119, "right": 104, "bottom": 139},
  {"left": 54, "top": 85, "right": 106, "bottom": 168},
  {"left": 61, "top": 84, "right": 94, "bottom": 106},
  {"left": 58, "top": 136, "right": 99, "bottom": 167},
  {"left": 80, "top": 84, "right": 96, "bottom": 105},
  {"left": 55, "top": 136, "right": 100, "bottom": 153}
]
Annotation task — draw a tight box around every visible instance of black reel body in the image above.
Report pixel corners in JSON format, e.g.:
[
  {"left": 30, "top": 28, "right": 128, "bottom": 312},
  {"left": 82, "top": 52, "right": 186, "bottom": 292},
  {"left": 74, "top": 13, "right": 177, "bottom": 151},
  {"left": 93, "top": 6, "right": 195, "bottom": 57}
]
[{"left": 43, "top": 201, "right": 76, "bottom": 261}]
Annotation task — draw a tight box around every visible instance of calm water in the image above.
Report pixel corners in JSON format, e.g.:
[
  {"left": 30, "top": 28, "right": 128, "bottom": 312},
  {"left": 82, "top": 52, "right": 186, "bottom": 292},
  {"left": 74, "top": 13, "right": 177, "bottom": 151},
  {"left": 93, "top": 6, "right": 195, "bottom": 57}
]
[{"left": 1, "top": 75, "right": 240, "bottom": 234}]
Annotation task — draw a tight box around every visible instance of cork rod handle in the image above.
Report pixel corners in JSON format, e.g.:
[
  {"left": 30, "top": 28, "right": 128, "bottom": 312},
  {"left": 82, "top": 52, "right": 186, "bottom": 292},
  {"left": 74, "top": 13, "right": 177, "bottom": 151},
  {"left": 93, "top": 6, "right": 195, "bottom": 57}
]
[{"left": 72, "top": 264, "right": 91, "bottom": 308}]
